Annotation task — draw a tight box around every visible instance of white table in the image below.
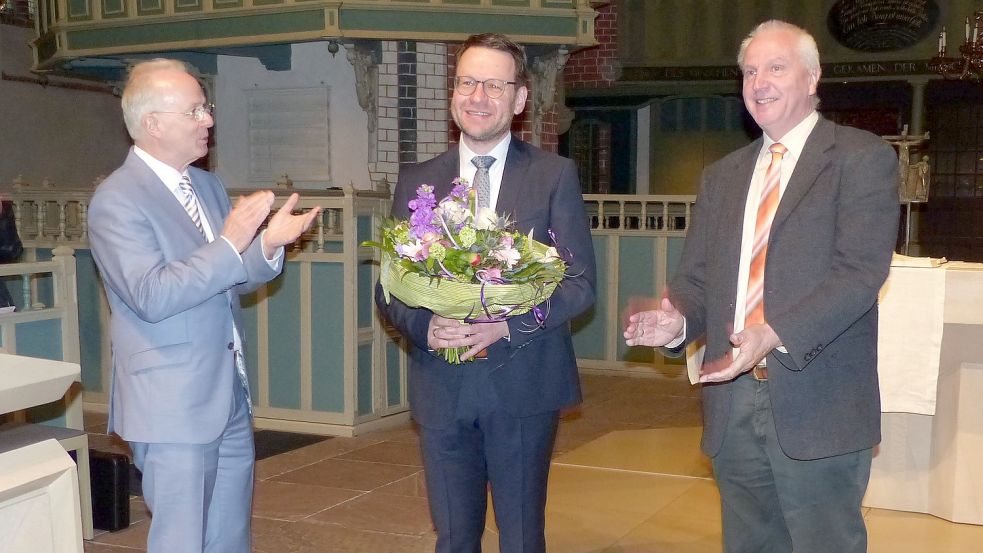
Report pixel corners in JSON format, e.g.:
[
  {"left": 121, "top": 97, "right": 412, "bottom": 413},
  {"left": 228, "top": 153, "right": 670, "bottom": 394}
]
[
  {"left": 864, "top": 262, "right": 983, "bottom": 524},
  {"left": 0, "top": 353, "right": 90, "bottom": 545}
]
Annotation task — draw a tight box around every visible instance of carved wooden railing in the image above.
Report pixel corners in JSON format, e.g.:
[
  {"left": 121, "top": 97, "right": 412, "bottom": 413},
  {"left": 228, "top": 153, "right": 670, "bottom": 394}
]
[
  {"left": 3, "top": 180, "right": 697, "bottom": 433},
  {"left": 4, "top": 180, "right": 382, "bottom": 252},
  {"left": 584, "top": 194, "right": 696, "bottom": 232}
]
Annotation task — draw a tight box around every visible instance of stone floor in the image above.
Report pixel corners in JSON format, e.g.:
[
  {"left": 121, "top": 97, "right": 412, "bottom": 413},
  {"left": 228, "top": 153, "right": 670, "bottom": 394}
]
[{"left": 80, "top": 373, "right": 983, "bottom": 552}]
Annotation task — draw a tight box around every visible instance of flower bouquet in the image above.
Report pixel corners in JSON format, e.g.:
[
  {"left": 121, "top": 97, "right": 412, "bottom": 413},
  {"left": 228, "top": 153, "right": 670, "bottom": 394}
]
[{"left": 366, "top": 178, "right": 567, "bottom": 363}]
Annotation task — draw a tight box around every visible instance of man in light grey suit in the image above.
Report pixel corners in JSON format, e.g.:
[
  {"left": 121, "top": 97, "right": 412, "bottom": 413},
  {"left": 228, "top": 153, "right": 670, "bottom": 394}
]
[
  {"left": 625, "top": 21, "right": 898, "bottom": 553},
  {"left": 88, "top": 59, "right": 319, "bottom": 553}
]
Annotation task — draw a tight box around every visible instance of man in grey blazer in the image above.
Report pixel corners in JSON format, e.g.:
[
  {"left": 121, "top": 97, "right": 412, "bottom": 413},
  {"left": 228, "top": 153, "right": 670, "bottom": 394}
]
[
  {"left": 376, "top": 33, "right": 596, "bottom": 553},
  {"left": 88, "top": 59, "right": 319, "bottom": 553},
  {"left": 625, "top": 21, "right": 898, "bottom": 553}
]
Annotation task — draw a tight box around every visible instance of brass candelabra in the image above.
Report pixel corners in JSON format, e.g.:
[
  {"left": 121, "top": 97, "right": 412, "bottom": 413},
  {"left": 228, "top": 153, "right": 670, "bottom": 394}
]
[{"left": 931, "top": 13, "right": 983, "bottom": 79}]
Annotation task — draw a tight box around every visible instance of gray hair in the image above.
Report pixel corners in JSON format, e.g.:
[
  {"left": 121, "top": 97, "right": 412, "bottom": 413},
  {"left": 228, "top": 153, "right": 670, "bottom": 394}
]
[
  {"left": 737, "top": 20, "right": 821, "bottom": 75},
  {"left": 120, "top": 59, "right": 193, "bottom": 140}
]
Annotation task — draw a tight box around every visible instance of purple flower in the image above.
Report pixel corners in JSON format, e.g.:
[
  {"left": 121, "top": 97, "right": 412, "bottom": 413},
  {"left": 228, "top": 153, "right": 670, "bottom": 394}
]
[
  {"left": 449, "top": 178, "right": 470, "bottom": 202},
  {"left": 407, "top": 184, "right": 440, "bottom": 239}
]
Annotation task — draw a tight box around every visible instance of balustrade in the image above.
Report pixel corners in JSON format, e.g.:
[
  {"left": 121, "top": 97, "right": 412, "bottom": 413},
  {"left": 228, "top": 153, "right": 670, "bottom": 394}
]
[
  {"left": 2, "top": 179, "right": 696, "bottom": 432},
  {"left": 583, "top": 194, "right": 695, "bottom": 232}
]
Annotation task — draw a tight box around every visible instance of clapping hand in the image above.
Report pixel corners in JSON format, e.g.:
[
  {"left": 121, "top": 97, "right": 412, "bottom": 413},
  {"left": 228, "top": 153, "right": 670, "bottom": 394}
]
[{"left": 261, "top": 193, "right": 322, "bottom": 258}]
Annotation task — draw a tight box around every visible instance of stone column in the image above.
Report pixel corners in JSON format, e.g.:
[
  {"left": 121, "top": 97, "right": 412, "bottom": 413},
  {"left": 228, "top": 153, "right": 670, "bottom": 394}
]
[
  {"left": 529, "top": 47, "right": 570, "bottom": 147},
  {"left": 345, "top": 41, "right": 380, "bottom": 164}
]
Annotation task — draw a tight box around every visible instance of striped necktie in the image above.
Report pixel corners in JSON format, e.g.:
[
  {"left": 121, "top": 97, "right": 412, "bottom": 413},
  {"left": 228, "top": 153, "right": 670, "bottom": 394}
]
[
  {"left": 745, "top": 142, "right": 787, "bottom": 327},
  {"left": 177, "top": 175, "right": 206, "bottom": 239},
  {"left": 472, "top": 156, "right": 496, "bottom": 209},
  {"left": 178, "top": 176, "right": 251, "bottom": 409}
]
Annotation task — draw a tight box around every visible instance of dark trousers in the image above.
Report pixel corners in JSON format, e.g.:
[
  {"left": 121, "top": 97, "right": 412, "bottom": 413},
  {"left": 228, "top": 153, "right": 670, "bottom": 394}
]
[
  {"left": 711, "top": 374, "right": 872, "bottom": 553},
  {"left": 419, "top": 364, "right": 559, "bottom": 553}
]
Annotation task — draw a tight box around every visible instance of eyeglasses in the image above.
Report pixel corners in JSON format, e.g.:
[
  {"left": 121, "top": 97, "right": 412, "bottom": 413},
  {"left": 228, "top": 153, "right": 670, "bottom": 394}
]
[
  {"left": 454, "top": 76, "right": 517, "bottom": 99},
  {"left": 154, "top": 103, "right": 215, "bottom": 122}
]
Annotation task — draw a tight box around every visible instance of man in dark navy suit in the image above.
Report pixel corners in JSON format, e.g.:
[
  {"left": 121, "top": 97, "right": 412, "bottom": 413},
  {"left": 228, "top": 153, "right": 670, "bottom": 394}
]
[{"left": 377, "top": 33, "right": 596, "bottom": 553}]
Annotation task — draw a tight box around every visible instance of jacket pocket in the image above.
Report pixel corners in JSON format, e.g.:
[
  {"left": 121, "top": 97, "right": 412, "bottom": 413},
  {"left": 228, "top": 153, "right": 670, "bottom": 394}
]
[{"left": 128, "top": 342, "right": 193, "bottom": 374}]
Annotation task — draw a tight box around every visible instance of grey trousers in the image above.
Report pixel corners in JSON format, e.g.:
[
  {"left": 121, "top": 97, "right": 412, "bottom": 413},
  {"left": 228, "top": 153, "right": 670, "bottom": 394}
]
[{"left": 711, "top": 374, "right": 872, "bottom": 553}]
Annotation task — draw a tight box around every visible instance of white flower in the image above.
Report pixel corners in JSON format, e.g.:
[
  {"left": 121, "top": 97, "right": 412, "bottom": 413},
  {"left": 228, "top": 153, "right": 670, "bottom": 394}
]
[
  {"left": 396, "top": 239, "right": 426, "bottom": 261},
  {"left": 541, "top": 246, "right": 560, "bottom": 263},
  {"left": 492, "top": 243, "right": 521, "bottom": 268},
  {"left": 436, "top": 199, "right": 469, "bottom": 226},
  {"left": 474, "top": 207, "right": 501, "bottom": 230}
]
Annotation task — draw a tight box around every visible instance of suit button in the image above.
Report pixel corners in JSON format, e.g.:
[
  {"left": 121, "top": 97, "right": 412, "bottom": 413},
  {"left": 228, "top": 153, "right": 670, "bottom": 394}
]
[{"left": 227, "top": 342, "right": 234, "bottom": 350}]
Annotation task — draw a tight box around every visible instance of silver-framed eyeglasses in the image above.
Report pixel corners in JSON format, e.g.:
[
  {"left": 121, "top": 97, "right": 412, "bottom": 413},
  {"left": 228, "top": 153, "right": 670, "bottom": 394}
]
[
  {"left": 154, "top": 103, "right": 215, "bottom": 122},
  {"left": 454, "top": 76, "right": 517, "bottom": 99}
]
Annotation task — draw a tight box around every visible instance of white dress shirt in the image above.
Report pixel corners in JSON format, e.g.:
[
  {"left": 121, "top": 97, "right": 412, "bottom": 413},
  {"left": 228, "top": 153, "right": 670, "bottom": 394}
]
[{"left": 732, "top": 111, "right": 819, "bottom": 337}]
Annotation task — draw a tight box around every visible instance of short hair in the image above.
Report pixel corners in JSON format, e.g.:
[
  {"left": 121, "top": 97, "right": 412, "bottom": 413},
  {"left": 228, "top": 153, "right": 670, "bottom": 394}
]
[
  {"left": 456, "top": 33, "right": 529, "bottom": 87},
  {"left": 737, "top": 20, "right": 821, "bottom": 75},
  {"left": 120, "top": 58, "right": 193, "bottom": 140}
]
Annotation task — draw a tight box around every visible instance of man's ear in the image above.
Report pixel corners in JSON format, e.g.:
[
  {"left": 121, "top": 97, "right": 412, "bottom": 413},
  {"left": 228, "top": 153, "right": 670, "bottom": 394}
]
[
  {"left": 512, "top": 85, "right": 529, "bottom": 116},
  {"left": 143, "top": 113, "right": 161, "bottom": 138},
  {"left": 808, "top": 68, "right": 821, "bottom": 96}
]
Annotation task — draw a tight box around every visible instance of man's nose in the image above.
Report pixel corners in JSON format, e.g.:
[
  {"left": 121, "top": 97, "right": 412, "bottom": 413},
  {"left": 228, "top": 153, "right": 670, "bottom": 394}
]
[{"left": 470, "top": 82, "right": 490, "bottom": 101}]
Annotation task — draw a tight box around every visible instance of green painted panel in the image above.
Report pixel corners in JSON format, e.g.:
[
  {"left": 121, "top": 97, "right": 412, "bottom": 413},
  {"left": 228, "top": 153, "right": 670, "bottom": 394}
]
[
  {"left": 67, "top": 0, "right": 91, "bottom": 20},
  {"left": 67, "top": 10, "right": 326, "bottom": 50},
  {"left": 617, "top": 237, "right": 657, "bottom": 363},
  {"left": 356, "top": 215, "right": 372, "bottom": 244},
  {"left": 76, "top": 249, "right": 104, "bottom": 393},
  {"left": 311, "top": 263, "right": 345, "bottom": 412},
  {"left": 667, "top": 236, "right": 685, "bottom": 284},
  {"left": 358, "top": 260, "right": 373, "bottom": 329},
  {"left": 571, "top": 234, "right": 605, "bottom": 360},
  {"left": 239, "top": 290, "right": 260, "bottom": 399},
  {"left": 340, "top": 9, "right": 578, "bottom": 37},
  {"left": 542, "top": 0, "right": 575, "bottom": 7},
  {"left": 136, "top": 0, "right": 163, "bottom": 16},
  {"left": 102, "top": 0, "right": 127, "bottom": 18},
  {"left": 174, "top": 0, "right": 202, "bottom": 14},
  {"left": 491, "top": 0, "right": 532, "bottom": 7},
  {"left": 253, "top": 0, "right": 284, "bottom": 5},
  {"left": 17, "top": 318, "right": 66, "bottom": 427},
  {"left": 214, "top": 0, "right": 244, "bottom": 9},
  {"left": 323, "top": 240, "right": 344, "bottom": 253},
  {"left": 357, "top": 343, "right": 372, "bottom": 415},
  {"left": 1, "top": 275, "right": 23, "bottom": 310},
  {"left": 386, "top": 339, "right": 401, "bottom": 407},
  {"left": 35, "top": 248, "right": 55, "bottom": 309},
  {"left": 267, "top": 263, "right": 302, "bottom": 409},
  {"left": 443, "top": 0, "right": 481, "bottom": 5},
  {"left": 16, "top": 319, "right": 63, "bottom": 361}
]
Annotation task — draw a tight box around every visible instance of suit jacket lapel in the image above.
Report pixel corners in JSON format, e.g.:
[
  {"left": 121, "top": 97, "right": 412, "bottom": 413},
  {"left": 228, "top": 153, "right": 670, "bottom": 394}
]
[
  {"left": 496, "top": 139, "right": 526, "bottom": 220},
  {"left": 718, "top": 141, "right": 761, "bottom": 290},
  {"left": 187, "top": 173, "right": 222, "bottom": 240},
  {"left": 772, "top": 117, "right": 834, "bottom": 232},
  {"left": 432, "top": 146, "right": 461, "bottom": 199},
  {"left": 126, "top": 152, "right": 204, "bottom": 242}
]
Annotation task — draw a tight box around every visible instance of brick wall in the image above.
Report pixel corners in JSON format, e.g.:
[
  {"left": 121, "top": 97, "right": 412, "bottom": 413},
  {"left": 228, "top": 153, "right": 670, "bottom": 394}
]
[
  {"left": 565, "top": 1, "right": 618, "bottom": 90},
  {"left": 370, "top": 41, "right": 399, "bottom": 187}
]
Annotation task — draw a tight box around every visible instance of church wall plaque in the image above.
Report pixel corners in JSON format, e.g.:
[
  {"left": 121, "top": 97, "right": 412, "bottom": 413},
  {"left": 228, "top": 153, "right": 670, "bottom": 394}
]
[{"left": 827, "top": 0, "right": 939, "bottom": 52}]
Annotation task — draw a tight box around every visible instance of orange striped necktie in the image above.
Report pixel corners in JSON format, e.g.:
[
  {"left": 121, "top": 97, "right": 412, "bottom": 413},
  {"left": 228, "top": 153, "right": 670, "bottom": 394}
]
[{"left": 744, "top": 142, "right": 787, "bottom": 327}]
